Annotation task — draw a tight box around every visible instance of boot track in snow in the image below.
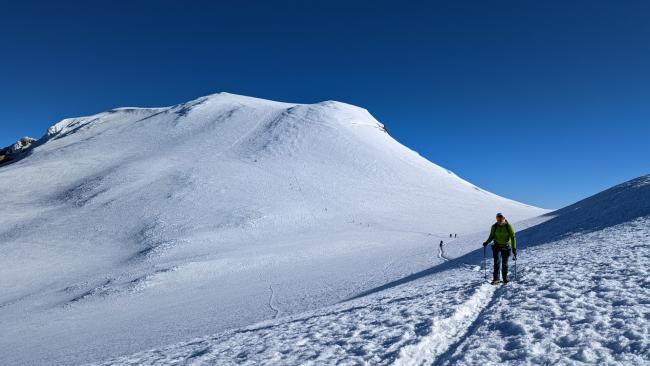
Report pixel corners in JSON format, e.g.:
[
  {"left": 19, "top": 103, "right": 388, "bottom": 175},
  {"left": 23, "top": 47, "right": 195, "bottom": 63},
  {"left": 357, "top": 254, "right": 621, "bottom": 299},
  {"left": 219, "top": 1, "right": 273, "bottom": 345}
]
[
  {"left": 268, "top": 285, "right": 280, "bottom": 318},
  {"left": 393, "top": 283, "right": 496, "bottom": 366},
  {"left": 438, "top": 240, "right": 452, "bottom": 262}
]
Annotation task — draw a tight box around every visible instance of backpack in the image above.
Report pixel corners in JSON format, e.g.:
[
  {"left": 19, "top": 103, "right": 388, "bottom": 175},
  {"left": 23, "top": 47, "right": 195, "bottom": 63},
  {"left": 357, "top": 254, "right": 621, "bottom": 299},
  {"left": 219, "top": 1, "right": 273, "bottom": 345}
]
[{"left": 492, "top": 220, "right": 514, "bottom": 242}]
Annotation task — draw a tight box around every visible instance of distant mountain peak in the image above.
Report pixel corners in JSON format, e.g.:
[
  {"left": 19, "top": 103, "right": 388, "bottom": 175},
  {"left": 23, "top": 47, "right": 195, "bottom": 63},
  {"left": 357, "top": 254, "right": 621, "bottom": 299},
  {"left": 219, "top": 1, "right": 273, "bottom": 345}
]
[{"left": 0, "top": 136, "right": 37, "bottom": 165}]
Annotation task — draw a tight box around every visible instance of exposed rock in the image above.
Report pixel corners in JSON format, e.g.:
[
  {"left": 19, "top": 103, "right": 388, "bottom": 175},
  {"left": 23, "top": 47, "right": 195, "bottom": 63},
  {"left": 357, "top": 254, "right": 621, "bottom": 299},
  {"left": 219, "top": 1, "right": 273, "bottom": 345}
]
[{"left": 0, "top": 136, "right": 37, "bottom": 165}]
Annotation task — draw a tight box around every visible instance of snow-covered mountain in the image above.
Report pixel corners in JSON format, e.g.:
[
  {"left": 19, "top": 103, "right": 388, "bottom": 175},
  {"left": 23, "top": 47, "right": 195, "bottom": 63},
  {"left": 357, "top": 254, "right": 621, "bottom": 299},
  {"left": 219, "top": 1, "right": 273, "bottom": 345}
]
[
  {"left": 0, "top": 92, "right": 547, "bottom": 365},
  {"left": 0, "top": 136, "right": 36, "bottom": 164},
  {"left": 95, "top": 174, "right": 650, "bottom": 366},
  {"left": 520, "top": 174, "right": 650, "bottom": 246}
]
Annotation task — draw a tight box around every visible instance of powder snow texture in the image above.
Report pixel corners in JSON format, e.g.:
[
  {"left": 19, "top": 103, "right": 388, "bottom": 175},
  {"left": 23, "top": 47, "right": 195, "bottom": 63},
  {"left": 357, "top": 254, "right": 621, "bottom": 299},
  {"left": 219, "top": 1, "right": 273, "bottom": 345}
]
[{"left": 0, "top": 93, "right": 546, "bottom": 365}]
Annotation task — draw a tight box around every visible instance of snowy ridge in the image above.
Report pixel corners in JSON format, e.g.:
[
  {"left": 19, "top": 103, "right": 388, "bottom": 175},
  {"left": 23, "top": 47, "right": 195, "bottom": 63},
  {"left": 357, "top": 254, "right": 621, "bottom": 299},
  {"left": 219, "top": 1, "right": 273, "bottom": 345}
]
[
  {"left": 46, "top": 107, "right": 167, "bottom": 138},
  {"left": 521, "top": 174, "right": 650, "bottom": 246}
]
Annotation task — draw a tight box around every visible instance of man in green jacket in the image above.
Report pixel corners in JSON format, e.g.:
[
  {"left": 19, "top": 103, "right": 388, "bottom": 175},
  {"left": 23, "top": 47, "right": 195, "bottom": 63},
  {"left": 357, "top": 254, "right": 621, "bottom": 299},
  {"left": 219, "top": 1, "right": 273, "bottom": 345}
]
[{"left": 483, "top": 213, "right": 517, "bottom": 284}]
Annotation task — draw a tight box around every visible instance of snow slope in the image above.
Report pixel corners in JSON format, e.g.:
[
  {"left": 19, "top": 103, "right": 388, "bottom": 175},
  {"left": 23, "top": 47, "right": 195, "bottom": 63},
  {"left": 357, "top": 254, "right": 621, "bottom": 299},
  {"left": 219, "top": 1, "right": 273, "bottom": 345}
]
[
  {"left": 0, "top": 92, "right": 546, "bottom": 365},
  {"left": 520, "top": 174, "right": 650, "bottom": 245},
  {"left": 94, "top": 174, "right": 650, "bottom": 365}
]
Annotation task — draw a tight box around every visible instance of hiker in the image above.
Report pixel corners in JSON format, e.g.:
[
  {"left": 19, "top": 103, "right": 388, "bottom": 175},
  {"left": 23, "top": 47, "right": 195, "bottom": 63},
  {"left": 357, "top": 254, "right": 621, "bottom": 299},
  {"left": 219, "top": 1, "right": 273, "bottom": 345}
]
[
  {"left": 483, "top": 213, "right": 517, "bottom": 284},
  {"left": 439, "top": 240, "right": 444, "bottom": 248},
  {"left": 454, "top": 233, "right": 457, "bottom": 238},
  {"left": 449, "top": 233, "right": 452, "bottom": 238}
]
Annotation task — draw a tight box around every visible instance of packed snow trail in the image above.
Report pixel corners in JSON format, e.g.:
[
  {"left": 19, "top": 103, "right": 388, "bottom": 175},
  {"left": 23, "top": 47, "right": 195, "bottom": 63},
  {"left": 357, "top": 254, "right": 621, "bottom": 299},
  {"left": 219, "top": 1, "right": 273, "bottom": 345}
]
[
  {"left": 437, "top": 218, "right": 650, "bottom": 365},
  {"left": 438, "top": 237, "right": 459, "bottom": 261},
  {"left": 393, "top": 283, "right": 495, "bottom": 366},
  {"left": 267, "top": 285, "right": 280, "bottom": 319},
  {"left": 92, "top": 267, "right": 491, "bottom": 366},
  {"left": 437, "top": 244, "right": 447, "bottom": 261}
]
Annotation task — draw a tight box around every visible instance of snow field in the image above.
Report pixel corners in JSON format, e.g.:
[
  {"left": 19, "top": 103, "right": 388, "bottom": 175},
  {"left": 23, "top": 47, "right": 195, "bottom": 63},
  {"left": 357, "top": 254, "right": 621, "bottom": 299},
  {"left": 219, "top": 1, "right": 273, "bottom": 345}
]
[{"left": 92, "top": 189, "right": 650, "bottom": 365}]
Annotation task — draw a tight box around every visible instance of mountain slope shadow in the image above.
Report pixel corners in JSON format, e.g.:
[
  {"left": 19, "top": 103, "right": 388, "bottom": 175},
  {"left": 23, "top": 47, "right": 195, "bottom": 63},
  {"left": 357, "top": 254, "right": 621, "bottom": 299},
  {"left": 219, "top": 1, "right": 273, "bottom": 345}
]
[
  {"left": 519, "top": 174, "right": 650, "bottom": 246},
  {"left": 347, "top": 174, "right": 650, "bottom": 301}
]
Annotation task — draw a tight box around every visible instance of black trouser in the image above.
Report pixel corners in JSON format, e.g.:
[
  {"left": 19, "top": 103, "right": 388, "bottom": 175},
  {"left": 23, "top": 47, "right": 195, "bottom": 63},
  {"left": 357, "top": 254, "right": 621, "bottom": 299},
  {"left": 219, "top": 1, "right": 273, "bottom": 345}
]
[{"left": 492, "top": 244, "right": 511, "bottom": 281}]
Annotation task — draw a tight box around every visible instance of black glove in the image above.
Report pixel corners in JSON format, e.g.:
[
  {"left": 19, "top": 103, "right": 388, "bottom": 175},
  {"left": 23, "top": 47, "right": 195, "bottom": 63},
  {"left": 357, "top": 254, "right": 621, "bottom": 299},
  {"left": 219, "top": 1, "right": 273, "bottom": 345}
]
[
  {"left": 482, "top": 242, "right": 488, "bottom": 247},
  {"left": 513, "top": 248, "right": 517, "bottom": 259}
]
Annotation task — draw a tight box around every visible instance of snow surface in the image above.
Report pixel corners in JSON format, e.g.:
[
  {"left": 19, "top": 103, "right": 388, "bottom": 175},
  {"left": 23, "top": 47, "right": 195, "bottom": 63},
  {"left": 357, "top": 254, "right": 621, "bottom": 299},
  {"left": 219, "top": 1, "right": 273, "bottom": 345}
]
[
  {"left": 93, "top": 175, "right": 650, "bottom": 366},
  {"left": 443, "top": 217, "right": 650, "bottom": 365},
  {"left": 0, "top": 92, "right": 547, "bottom": 365}
]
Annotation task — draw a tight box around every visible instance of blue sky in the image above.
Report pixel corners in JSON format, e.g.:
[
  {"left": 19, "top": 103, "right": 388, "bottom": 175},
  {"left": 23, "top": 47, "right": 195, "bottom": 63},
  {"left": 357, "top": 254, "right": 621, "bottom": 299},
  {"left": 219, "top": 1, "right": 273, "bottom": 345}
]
[{"left": 1, "top": 0, "right": 648, "bottom": 208}]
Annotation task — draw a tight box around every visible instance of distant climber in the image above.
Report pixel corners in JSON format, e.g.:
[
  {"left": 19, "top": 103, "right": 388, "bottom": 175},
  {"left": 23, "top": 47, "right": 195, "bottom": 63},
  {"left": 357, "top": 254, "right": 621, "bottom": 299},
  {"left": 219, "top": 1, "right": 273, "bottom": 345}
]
[
  {"left": 439, "top": 240, "right": 444, "bottom": 248},
  {"left": 454, "top": 233, "right": 457, "bottom": 238},
  {"left": 483, "top": 213, "right": 516, "bottom": 284},
  {"left": 449, "top": 233, "right": 452, "bottom": 238}
]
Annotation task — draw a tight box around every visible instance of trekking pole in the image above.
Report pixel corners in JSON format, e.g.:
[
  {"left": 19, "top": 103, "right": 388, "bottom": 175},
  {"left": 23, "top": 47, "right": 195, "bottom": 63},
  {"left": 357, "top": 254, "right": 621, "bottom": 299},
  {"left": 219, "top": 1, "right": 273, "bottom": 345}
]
[
  {"left": 483, "top": 245, "right": 487, "bottom": 281},
  {"left": 515, "top": 247, "right": 518, "bottom": 281}
]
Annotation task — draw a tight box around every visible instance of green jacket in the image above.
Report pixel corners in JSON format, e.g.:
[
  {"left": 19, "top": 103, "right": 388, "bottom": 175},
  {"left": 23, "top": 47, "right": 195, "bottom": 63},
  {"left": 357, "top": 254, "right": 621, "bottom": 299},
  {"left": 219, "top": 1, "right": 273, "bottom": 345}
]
[{"left": 486, "top": 221, "right": 516, "bottom": 249}]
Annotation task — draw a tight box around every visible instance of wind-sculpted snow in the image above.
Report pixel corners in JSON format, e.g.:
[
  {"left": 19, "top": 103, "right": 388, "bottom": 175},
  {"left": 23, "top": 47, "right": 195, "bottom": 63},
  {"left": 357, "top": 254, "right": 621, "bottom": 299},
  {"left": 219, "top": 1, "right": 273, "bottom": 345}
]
[{"left": 0, "top": 92, "right": 547, "bottom": 365}]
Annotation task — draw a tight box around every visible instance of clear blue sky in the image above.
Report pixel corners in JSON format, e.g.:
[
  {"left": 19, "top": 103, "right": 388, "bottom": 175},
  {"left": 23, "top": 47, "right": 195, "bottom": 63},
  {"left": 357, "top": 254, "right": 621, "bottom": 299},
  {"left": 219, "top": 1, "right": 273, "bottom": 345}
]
[{"left": 1, "top": 1, "right": 648, "bottom": 208}]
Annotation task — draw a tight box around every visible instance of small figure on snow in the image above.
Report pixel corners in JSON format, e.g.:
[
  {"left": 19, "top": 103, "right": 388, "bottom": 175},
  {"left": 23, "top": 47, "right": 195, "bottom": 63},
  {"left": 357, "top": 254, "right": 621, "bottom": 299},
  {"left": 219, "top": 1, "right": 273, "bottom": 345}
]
[
  {"left": 439, "top": 240, "right": 444, "bottom": 248},
  {"left": 483, "top": 213, "right": 517, "bottom": 284}
]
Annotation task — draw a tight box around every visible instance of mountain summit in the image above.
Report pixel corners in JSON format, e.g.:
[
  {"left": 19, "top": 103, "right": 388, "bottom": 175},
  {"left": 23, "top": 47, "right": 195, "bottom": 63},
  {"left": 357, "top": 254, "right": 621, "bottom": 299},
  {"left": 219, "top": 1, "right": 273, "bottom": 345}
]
[{"left": 0, "top": 92, "right": 547, "bottom": 365}]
